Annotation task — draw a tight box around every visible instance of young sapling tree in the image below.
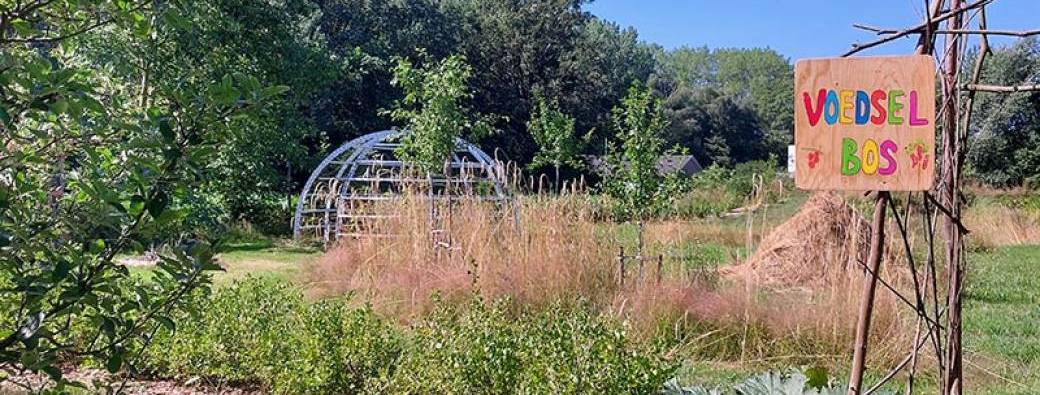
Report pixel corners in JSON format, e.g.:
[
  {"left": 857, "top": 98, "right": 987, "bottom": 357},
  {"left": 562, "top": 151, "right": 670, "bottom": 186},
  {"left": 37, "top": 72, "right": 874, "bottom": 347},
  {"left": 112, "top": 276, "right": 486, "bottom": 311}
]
[
  {"left": 603, "top": 83, "right": 689, "bottom": 257},
  {"left": 527, "top": 95, "right": 583, "bottom": 193}
]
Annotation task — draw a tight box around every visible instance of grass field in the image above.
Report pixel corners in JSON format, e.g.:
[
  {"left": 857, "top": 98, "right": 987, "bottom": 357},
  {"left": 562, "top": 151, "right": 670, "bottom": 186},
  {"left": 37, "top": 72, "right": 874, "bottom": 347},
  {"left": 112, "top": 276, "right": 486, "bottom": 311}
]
[
  {"left": 962, "top": 246, "right": 1040, "bottom": 394},
  {"left": 214, "top": 240, "right": 319, "bottom": 285}
]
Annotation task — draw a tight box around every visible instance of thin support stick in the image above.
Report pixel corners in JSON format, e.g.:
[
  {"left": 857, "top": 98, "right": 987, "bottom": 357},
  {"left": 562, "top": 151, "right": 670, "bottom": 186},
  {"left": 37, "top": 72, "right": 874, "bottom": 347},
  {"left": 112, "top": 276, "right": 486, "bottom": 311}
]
[
  {"left": 923, "top": 191, "right": 946, "bottom": 380},
  {"left": 656, "top": 254, "right": 663, "bottom": 284},
  {"left": 905, "top": 316, "right": 924, "bottom": 394},
  {"left": 847, "top": 191, "right": 890, "bottom": 395},
  {"left": 844, "top": 0, "right": 990, "bottom": 56},
  {"left": 962, "top": 83, "right": 1040, "bottom": 92},
  {"left": 863, "top": 314, "right": 930, "bottom": 395},
  {"left": 617, "top": 246, "right": 625, "bottom": 288}
]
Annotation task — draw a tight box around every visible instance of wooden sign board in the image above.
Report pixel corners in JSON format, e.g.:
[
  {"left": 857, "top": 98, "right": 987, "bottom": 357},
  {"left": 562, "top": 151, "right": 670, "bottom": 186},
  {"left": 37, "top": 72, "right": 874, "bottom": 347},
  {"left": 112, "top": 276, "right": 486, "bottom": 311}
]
[{"left": 794, "top": 55, "right": 935, "bottom": 191}]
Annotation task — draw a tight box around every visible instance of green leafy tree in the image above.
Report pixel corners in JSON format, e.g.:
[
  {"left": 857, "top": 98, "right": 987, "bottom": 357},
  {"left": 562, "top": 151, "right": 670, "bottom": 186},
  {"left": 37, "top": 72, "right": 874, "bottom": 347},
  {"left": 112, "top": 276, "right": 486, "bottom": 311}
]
[
  {"left": 654, "top": 47, "right": 793, "bottom": 165},
  {"left": 656, "top": 46, "right": 715, "bottom": 88},
  {"left": 655, "top": 84, "right": 769, "bottom": 167},
  {"left": 570, "top": 19, "right": 658, "bottom": 156},
  {"left": 713, "top": 48, "right": 793, "bottom": 132},
  {"left": 314, "top": 0, "right": 460, "bottom": 141},
  {"left": 315, "top": 1, "right": 656, "bottom": 165},
  {"left": 966, "top": 38, "right": 1040, "bottom": 187},
  {"left": 528, "top": 96, "right": 582, "bottom": 192},
  {"left": 0, "top": 0, "right": 283, "bottom": 389},
  {"left": 73, "top": 0, "right": 332, "bottom": 233},
  {"left": 385, "top": 52, "right": 494, "bottom": 173},
  {"left": 603, "top": 83, "right": 687, "bottom": 222}
]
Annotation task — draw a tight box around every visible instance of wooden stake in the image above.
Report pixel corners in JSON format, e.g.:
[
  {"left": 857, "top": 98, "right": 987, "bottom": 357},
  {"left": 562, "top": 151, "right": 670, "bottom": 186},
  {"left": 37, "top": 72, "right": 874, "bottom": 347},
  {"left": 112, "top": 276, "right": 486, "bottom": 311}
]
[
  {"left": 845, "top": 3, "right": 943, "bottom": 391},
  {"left": 656, "top": 254, "right": 663, "bottom": 284},
  {"left": 617, "top": 246, "right": 625, "bottom": 288},
  {"left": 848, "top": 191, "right": 890, "bottom": 395},
  {"left": 637, "top": 221, "right": 645, "bottom": 281}
]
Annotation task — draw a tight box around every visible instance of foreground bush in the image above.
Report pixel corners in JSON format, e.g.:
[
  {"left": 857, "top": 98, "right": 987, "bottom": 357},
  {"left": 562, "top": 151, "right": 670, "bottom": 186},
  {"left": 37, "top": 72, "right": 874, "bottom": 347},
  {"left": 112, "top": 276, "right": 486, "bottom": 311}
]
[
  {"left": 391, "top": 298, "right": 676, "bottom": 394},
  {"left": 143, "top": 278, "right": 675, "bottom": 394},
  {"left": 661, "top": 369, "right": 893, "bottom": 395},
  {"left": 143, "top": 279, "right": 401, "bottom": 393}
]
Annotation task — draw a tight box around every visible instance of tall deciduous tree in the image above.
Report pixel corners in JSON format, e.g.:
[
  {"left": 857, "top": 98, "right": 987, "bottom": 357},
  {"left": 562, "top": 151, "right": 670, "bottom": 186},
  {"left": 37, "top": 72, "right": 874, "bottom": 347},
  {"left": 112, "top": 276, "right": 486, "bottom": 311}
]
[
  {"left": 713, "top": 48, "right": 793, "bottom": 132},
  {"left": 314, "top": 0, "right": 460, "bottom": 142},
  {"left": 966, "top": 38, "right": 1040, "bottom": 187},
  {"left": 315, "top": 0, "right": 656, "bottom": 165},
  {"left": 73, "top": 0, "right": 333, "bottom": 233},
  {"left": 654, "top": 47, "right": 793, "bottom": 166},
  {"left": 657, "top": 86, "right": 769, "bottom": 167},
  {"left": 569, "top": 19, "right": 658, "bottom": 156}
]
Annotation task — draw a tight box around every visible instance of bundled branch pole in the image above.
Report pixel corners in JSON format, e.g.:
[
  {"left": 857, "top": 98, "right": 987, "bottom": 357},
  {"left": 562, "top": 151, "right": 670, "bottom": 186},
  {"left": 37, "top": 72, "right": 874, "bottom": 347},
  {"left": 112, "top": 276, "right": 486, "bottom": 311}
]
[
  {"left": 839, "top": 0, "right": 1037, "bottom": 394},
  {"left": 939, "top": 2, "right": 966, "bottom": 392}
]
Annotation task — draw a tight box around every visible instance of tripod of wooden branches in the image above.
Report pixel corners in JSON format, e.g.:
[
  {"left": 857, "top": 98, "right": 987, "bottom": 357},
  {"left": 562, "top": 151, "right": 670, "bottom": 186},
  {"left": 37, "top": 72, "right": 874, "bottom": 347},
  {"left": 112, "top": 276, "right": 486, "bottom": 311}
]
[{"left": 840, "top": 1, "right": 1039, "bottom": 394}]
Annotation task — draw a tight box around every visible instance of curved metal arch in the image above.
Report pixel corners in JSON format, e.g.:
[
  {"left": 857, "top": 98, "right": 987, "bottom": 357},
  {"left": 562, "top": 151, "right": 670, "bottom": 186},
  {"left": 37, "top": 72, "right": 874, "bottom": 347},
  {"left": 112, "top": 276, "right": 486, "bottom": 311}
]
[
  {"left": 292, "top": 131, "right": 393, "bottom": 238},
  {"left": 292, "top": 130, "right": 509, "bottom": 240}
]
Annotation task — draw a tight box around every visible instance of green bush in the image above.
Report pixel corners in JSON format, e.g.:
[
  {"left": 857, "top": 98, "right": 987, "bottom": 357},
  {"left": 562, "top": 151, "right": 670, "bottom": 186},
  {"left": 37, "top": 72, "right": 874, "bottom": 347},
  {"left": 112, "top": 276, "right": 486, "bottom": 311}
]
[
  {"left": 142, "top": 278, "right": 401, "bottom": 394},
  {"left": 232, "top": 193, "right": 296, "bottom": 236},
  {"left": 976, "top": 192, "right": 1040, "bottom": 215},
  {"left": 672, "top": 187, "right": 743, "bottom": 218},
  {"left": 674, "top": 242, "right": 729, "bottom": 284},
  {"left": 729, "top": 159, "right": 780, "bottom": 198},
  {"left": 390, "top": 299, "right": 677, "bottom": 394},
  {"left": 670, "top": 160, "right": 782, "bottom": 219},
  {"left": 661, "top": 369, "right": 889, "bottom": 395},
  {"left": 141, "top": 279, "right": 675, "bottom": 394}
]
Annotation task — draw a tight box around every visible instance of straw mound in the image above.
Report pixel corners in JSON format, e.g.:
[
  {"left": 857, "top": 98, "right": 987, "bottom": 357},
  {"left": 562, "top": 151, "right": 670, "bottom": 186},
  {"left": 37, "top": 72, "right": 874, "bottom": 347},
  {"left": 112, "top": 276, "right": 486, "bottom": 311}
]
[{"left": 728, "top": 192, "right": 875, "bottom": 287}]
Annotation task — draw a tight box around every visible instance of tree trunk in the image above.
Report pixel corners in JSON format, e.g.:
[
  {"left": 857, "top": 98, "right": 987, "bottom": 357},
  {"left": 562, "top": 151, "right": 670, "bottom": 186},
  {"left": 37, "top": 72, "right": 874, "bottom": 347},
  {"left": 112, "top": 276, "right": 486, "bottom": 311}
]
[{"left": 554, "top": 164, "right": 560, "bottom": 194}]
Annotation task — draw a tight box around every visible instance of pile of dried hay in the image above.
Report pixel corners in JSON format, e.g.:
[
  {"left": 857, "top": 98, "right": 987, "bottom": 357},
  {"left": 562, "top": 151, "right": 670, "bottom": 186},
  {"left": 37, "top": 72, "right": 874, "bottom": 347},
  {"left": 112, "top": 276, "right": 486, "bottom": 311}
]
[{"left": 728, "top": 192, "right": 890, "bottom": 288}]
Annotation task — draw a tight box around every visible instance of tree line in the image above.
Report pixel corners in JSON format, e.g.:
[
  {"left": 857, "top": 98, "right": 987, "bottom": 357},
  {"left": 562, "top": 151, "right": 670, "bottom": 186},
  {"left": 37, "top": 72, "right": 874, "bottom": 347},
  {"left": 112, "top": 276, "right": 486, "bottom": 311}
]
[
  {"left": 41, "top": 0, "right": 798, "bottom": 231},
  {"left": 4, "top": 1, "right": 1038, "bottom": 232}
]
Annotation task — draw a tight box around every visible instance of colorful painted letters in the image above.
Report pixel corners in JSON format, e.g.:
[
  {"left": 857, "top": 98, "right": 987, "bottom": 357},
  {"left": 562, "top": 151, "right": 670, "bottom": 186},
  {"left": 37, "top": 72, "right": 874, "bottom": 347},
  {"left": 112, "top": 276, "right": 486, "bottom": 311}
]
[
  {"left": 841, "top": 137, "right": 899, "bottom": 176},
  {"left": 802, "top": 89, "right": 928, "bottom": 128},
  {"left": 802, "top": 87, "right": 924, "bottom": 179}
]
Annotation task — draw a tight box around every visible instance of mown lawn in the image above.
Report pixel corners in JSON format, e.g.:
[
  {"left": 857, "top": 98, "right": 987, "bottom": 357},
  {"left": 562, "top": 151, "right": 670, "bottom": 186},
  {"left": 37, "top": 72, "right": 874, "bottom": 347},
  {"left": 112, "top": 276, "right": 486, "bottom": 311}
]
[
  {"left": 213, "top": 240, "right": 320, "bottom": 285},
  {"left": 963, "top": 246, "right": 1040, "bottom": 394},
  {"left": 126, "top": 239, "right": 320, "bottom": 286}
]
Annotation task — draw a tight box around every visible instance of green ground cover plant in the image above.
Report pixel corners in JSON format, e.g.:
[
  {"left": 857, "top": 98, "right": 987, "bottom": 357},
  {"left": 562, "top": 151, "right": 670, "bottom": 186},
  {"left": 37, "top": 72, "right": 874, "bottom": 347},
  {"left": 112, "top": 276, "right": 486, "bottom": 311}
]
[{"left": 140, "top": 278, "right": 675, "bottom": 394}]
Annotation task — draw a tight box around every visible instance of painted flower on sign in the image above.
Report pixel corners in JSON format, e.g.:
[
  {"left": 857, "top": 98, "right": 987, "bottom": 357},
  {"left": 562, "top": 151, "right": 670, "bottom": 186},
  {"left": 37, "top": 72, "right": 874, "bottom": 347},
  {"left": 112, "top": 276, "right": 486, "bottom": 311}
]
[
  {"left": 907, "top": 142, "right": 929, "bottom": 170},
  {"left": 808, "top": 150, "right": 821, "bottom": 169}
]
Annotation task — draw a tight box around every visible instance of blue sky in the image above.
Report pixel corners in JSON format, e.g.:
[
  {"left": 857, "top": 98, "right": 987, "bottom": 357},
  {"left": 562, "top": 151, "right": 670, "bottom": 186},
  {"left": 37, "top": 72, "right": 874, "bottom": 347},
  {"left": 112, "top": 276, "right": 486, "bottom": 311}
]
[{"left": 586, "top": 0, "right": 1040, "bottom": 61}]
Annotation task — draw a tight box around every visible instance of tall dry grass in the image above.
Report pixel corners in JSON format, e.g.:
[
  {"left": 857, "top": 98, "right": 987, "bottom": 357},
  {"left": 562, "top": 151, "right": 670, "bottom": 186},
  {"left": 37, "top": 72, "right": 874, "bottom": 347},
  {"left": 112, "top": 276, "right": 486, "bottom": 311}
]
[
  {"left": 305, "top": 191, "right": 916, "bottom": 367},
  {"left": 307, "top": 193, "right": 617, "bottom": 320},
  {"left": 613, "top": 271, "right": 913, "bottom": 366},
  {"left": 619, "top": 193, "right": 915, "bottom": 365},
  {"left": 965, "top": 203, "right": 1040, "bottom": 248}
]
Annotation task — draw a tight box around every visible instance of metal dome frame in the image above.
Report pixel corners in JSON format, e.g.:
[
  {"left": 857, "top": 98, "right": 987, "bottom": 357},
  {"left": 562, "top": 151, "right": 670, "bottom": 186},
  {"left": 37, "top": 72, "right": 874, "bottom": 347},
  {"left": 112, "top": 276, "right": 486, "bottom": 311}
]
[{"left": 292, "top": 129, "right": 509, "bottom": 242}]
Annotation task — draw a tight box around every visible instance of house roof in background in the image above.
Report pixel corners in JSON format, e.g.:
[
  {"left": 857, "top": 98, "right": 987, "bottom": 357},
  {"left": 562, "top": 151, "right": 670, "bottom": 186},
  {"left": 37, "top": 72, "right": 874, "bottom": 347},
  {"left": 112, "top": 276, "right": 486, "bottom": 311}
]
[{"left": 584, "top": 155, "right": 703, "bottom": 176}]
